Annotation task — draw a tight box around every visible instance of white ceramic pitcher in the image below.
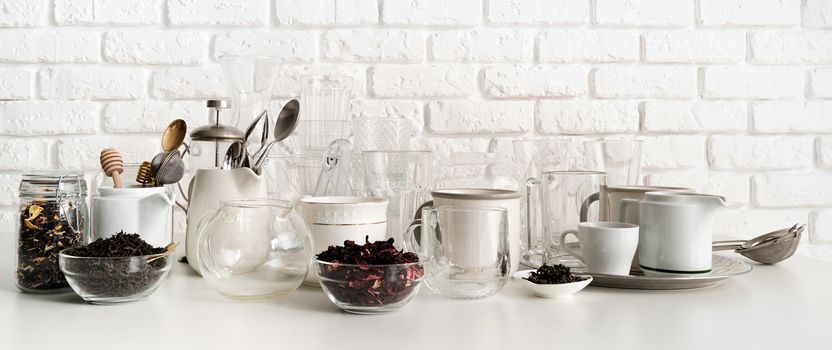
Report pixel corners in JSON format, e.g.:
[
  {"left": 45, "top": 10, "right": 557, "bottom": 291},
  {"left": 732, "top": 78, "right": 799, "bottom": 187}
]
[
  {"left": 185, "top": 168, "right": 268, "bottom": 274},
  {"left": 620, "top": 192, "right": 727, "bottom": 275},
  {"left": 92, "top": 186, "right": 175, "bottom": 248}
]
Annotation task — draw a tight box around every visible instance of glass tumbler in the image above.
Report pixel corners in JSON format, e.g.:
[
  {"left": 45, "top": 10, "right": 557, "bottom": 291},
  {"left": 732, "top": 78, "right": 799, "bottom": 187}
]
[
  {"left": 583, "top": 140, "right": 642, "bottom": 186},
  {"left": 363, "top": 151, "right": 432, "bottom": 245},
  {"left": 528, "top": 171, "right": 606, "bottom": 265},
  {"left": 219, "top": 55, "right": 281, "bottom": 132},
  {"left": 263, "top": 153, "right": 322, "bottom": 201},
  {"left": 196, "top": 198, "right": 312, "bottom": 300},
  {"left": 300, "top": 75, "right": 352, "bottom": 121},
  {"left": 353, "top": 117, "right": 415, "bottom": 151},
  {"left": 406, "top": 206, "right": 510, "bottom": 299},
  {"left": 293, "top": 120, "right": 350, "bottom": 153}
]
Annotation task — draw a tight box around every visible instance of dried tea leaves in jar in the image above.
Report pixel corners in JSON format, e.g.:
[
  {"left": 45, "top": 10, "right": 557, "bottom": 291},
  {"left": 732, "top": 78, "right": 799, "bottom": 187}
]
[
  {"left": 524, "top": 264, "right": 587, "bottom": 285},
  {"left": 16, "top": 201, "right": 82, "bottom": 291}
]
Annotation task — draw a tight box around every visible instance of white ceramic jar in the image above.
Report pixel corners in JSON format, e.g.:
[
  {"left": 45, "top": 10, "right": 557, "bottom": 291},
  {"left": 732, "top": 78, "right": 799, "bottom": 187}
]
[{"left": 92, "top": 186, "right": 175, "bottom": 248}]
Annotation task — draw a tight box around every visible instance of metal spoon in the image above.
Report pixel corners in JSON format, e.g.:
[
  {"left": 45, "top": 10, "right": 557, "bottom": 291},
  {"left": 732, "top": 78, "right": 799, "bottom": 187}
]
[
  {"left": 241, "top": 110, "right": 268, "bottom": 168},
  {"left": 155, "top": 151, "right": 185, "bottom": 186},
  {"left": 222, "top": 140, "right": 244, "bottom": 170},
  {"left": 162, "top": 119, "right": 187, "bottom": 152},
  {"left": 251, "top": 99, "right": 300, "bottom": 173}
]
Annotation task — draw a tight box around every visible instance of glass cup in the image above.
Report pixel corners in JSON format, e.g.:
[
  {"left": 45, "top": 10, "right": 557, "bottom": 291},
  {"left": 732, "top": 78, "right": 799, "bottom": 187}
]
[
  {"left": 292, "top": 120, "right": 351, "bottom": 153},
  {"left": 263, "top": 153, "right": 322, "bottom": 201},
  {"left": 583, "top": 140, "right": 642, "bottom": 186},
  {"left": 512, "top": 139, "right": 571, "bottom": 267},
  {"left": 405, "top": 206, "right": 510, "bottom": 299},
  {"left": 300, "top": 75, "right": 352, "bottom": 122},
  {"left": 527, "top": 171, "right": 606, "bottom": 265},
  {"left": 219, "top": 55, "right": 281, "bottom": 131},
  {"left": 353, "top": 117, "right": 415, "bottom": 151},
  {"left": 363, "top": 151, "right": 433, "bottom": 246}
]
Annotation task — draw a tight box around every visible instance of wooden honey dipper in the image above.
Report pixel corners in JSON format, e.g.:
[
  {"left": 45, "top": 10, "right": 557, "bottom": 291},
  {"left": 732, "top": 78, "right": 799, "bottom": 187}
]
[{"left": 100, "top": 148, "right": 124, "bottom": 188}]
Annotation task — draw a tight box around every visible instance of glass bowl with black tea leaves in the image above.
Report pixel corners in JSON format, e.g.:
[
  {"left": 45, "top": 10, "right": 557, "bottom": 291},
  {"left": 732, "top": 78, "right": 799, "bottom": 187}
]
[
  {"left": 315, "top": 237, "right": 426, "bottom": 314},
  {"left": 58, "top": 232, "right": 176, "bottom": 304}
]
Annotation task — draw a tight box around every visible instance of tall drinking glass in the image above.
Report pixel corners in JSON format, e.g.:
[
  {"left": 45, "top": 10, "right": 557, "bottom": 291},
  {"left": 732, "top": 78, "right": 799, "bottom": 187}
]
[
  {"left": 512, "top": 139, "right": 571, "bottom": 267},
  {"left": 527, "top": 171, "right": 606, "bottom": 265},
  {"left": 583, "top": 140, "right": 642, "bottom": 186},
  {"left": 300, "top": 75, "right": 352, "bottom": 121},
  {"left": 363, "top": 151, "right": 432, "bottom": 245},
  {"left": 219, "top": 56, "right": 281, "bottom": 141},
  {"left": 405, "top": 206, "right": 510, "bottom": 299}
]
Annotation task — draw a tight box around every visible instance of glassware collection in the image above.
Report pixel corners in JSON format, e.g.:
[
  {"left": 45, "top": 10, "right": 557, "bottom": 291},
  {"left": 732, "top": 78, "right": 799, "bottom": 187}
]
[{"left": 13, "top": 55, "right": 806, "bottom": 311}]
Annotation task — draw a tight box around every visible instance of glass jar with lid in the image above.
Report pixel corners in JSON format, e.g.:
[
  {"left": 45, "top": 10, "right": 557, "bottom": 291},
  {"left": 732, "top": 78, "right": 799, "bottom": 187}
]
[{"left": 16, "top": 172, "right": 89, "bottom": 294}]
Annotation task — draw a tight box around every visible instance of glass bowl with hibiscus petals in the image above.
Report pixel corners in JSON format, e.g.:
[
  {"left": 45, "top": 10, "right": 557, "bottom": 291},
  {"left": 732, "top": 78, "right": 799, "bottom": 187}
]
[{"left": 315, "top": 238, "right": 426, "bottom": 314}]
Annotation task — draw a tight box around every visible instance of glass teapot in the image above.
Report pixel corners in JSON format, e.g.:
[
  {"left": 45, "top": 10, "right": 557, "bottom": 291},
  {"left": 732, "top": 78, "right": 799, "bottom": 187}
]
[{"left": 196, "top": 198, "right": 311, "bottom": 300}]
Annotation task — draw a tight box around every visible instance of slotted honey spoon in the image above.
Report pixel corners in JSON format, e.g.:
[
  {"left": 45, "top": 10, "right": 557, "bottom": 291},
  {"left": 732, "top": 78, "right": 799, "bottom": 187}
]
[{"left": 713, "top": 224, "right": 804, "bottom": 264}]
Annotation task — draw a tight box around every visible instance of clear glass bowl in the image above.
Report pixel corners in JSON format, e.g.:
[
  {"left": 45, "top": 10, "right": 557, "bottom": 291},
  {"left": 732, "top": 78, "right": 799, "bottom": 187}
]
[
  {"left": 197, "top": 198, "right": 311, "bottom": 301},
  {"left": 58, "top": 250, "right": 174, "bottom": 304},
  {"left": 315, "top": 258, "right": 425, "bottom": 314}
]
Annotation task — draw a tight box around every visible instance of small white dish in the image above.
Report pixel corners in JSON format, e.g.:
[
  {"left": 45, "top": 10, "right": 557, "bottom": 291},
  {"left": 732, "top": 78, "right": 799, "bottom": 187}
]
[{"left": 513, "top": 270, "right": 592, "bottom": 299}]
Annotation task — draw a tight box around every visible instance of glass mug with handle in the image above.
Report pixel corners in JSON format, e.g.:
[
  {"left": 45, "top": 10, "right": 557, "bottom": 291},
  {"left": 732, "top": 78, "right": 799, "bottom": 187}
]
[
  {"left": 412, "top": 188, "right": 522, "bottom": 274},
  {"left": 526, "top": 171, "right": 606, "bottom": 266},
  {"left": 405, "top": 206, "right": 510, "bottom": 299}
]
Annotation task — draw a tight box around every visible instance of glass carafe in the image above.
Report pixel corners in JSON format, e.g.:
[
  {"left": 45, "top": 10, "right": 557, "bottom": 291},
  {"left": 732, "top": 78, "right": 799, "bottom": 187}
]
[{"left": 196, "top": 198, "right": 311, "bottom": 300}]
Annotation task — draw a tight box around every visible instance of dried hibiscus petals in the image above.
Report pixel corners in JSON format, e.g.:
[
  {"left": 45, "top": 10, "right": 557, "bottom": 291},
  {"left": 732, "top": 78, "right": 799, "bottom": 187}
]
[{"left": 317, "top": 237, "right": 424, "bottom": 307}]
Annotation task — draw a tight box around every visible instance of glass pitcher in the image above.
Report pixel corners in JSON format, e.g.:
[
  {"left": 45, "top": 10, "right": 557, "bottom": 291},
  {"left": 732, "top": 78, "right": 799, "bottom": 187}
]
[{"left": 196, "top": 198, "right": 311, "bottom": 300}]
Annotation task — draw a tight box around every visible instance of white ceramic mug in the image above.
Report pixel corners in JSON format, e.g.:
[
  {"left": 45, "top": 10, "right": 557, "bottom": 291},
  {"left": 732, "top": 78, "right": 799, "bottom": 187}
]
[
  {"left": 419, "top": 188, "right": 522, "bottom": 274},
  {"left": 559, "top": 222, "right": 639, "bottom": 276},
  {"left": 93, "top": 186, "right": 175, "bottom": 248},
  {"left": 300, "top": 196, "right": 388, "bottom": 285}
]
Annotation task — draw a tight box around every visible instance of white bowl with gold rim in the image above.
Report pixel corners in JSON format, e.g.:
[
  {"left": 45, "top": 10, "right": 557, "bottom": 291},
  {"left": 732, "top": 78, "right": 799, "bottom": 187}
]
[{"left": 300, "top": 197, "right": 389, "bottom": 285}]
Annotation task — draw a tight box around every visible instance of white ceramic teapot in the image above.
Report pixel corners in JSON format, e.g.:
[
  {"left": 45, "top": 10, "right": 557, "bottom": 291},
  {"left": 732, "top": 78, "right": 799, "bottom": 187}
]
[{"left": 620, "top": 192, "right": 727, "bottom": 275}]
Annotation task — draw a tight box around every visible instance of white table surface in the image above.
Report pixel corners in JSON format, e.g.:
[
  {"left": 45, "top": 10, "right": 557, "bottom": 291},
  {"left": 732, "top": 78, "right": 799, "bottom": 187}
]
[{"left": 1, "top": 250, "right": 831, "bottom": 350}]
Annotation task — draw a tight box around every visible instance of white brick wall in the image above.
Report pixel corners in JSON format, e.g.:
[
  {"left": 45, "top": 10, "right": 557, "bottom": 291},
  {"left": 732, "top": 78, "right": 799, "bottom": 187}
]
[{"left": 0, "top": 0, "right": 829, "bottom": 242}]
